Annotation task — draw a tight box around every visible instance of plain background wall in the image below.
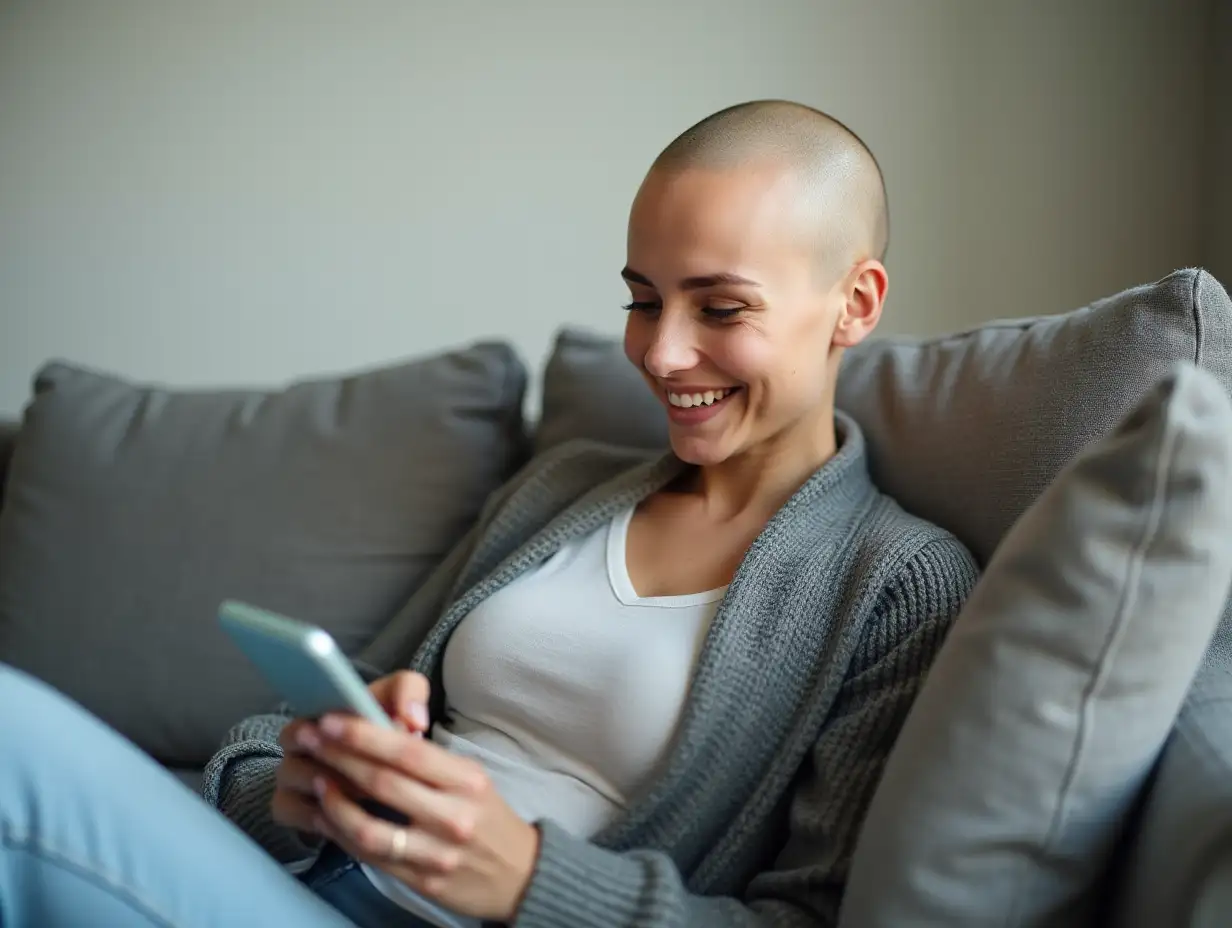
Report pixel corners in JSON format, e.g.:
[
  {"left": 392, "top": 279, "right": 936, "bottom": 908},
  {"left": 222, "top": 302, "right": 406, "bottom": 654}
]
[
  {"left": 0, "top": 0, "right": 1216, "bottom": 417},
  {"left": 1205, "top": 0, "right": 1232, "bottom": 285}
]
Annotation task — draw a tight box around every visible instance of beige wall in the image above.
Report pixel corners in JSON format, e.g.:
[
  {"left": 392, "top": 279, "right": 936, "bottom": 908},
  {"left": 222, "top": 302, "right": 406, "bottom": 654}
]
[
  {"left": 1205, "top": 0, "right": 1232, "bottom": 284},
  {"left": 0, "top": 0, "right": 1214, "bottom": 417}
]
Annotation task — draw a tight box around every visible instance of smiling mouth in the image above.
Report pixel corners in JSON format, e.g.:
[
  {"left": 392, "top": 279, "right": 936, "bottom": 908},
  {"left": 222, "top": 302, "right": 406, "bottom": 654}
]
[{"left": 666, "top": 387, "right": 741, "bottom": 409}]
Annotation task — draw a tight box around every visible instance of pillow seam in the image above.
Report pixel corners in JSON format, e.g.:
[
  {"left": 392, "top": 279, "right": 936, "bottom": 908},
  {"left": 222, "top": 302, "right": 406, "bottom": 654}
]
[
  {"left": 1191, "top": 269, "right": 1206, "bottom": 368},
  {"left": 1008, "top": 392, "right": 1181, "bottom": 924}
]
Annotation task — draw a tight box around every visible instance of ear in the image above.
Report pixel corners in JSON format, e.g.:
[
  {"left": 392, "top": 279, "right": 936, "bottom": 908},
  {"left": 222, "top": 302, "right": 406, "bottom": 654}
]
[{"left": 833, "top": 259, "right": 888, "bottom": 349}]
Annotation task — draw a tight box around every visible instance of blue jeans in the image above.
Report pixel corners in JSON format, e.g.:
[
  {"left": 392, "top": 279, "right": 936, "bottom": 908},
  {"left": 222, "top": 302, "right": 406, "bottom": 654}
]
[{"left": 0, "top": 663, "right": 437, "bottom": 927}]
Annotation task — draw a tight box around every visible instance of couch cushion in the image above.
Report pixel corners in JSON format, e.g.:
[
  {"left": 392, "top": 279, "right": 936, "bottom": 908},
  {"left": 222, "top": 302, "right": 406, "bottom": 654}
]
[
  {"left": 1109, "top": 658, "right": 1232, "bottom": 928},
  {"left": 535, "top": 331, "right": 665, "bottom": 456},
  {"left": 0, "top": 419, "right": 18, "bottom": 510},
  {"left": 841, "top": 364, "right": 1232, "bottom": 927},
  {"left": 536, "top": 269, "right": 1232, "bottom": 568},
  {"left": 170, "top": 767, "right": 205, "bottom": 797},
  {"left": 0, "top": 344, "right": 527, "bottom": 767}
]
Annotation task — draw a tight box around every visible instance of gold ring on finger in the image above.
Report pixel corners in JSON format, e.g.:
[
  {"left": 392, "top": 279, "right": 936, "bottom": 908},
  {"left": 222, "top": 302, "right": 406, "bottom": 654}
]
[{"left": 390, "top": 826, "right": 409, "bottom": 862}]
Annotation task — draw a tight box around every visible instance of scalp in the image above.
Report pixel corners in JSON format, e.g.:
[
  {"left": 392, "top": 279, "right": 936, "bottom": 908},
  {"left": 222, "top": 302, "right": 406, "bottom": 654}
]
[{"left": 651, "top": 100, "right": 889, "bottom": 270}]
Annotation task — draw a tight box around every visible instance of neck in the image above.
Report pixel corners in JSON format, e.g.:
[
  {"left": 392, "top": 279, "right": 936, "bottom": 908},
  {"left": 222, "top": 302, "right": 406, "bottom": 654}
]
[{"left": 690, "top": 408, "right": 838, "bottom": 521}]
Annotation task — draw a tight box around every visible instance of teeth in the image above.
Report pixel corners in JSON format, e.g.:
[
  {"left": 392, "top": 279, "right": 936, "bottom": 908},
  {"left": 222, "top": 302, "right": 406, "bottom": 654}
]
[{"left": 668, "top": 388, "right": 734, "bottom": 408}]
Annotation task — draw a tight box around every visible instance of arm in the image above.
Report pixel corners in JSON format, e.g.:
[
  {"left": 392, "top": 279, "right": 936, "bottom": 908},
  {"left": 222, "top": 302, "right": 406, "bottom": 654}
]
[
  {"left": 513, "top": 537, "right": 980, "bottom": 928},
  {"left": 200, "top": 520, "right": 483, "bottom": 867},
  {"left": 201, "top": 439, "right": 647, "bottom": 865},
  {"left": 201, "top": 709, "right": 313, "bottom": 866}
]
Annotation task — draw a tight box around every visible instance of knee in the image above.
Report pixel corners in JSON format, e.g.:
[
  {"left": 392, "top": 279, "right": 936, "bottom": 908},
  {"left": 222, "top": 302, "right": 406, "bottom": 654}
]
[
  {"left": 0, "top": 663, "right": 84, "bottom": 740},
  {"left": 0, "top": 663, "right": 134, "bottom": 804}
]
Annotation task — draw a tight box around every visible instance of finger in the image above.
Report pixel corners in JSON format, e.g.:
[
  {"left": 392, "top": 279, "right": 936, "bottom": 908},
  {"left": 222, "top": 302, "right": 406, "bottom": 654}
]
[
  {"left": 271, "top": 785, "right": 322, "bottom": 834},
  {"left": 308, "top": 740, "right": 475, "bottom": 841},
  {"left": 317, "top": 715, "right": 484, "bottom": 793},
  {"left": 278, "top": 754, "right": 369, "bottom": 804},
  {"left": 315, "top": 780, "right": 462, "bottom": 874},
  {"left": 276, "top": 754, "right": 331, "bottom": 797},
  {"left": 369, "top": 671, "right": 430, "bottom": 732},
  {"left": 278, "top": 718, "right": 321, "bottom": 755}
]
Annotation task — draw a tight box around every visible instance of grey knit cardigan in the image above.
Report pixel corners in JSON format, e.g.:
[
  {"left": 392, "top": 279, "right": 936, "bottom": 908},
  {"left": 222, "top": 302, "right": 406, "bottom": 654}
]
[{"left": 202, "top": 413, "right": 979, "bottom": 927}]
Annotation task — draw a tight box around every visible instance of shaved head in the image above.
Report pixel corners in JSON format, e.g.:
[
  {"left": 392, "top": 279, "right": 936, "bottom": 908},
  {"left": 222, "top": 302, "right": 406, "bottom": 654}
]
[
  {"left": 622, "top": 100, "right": 891, "bottom": 467},
  {"left": 650, "top": 100, "right": 889, "bottom": 272}
]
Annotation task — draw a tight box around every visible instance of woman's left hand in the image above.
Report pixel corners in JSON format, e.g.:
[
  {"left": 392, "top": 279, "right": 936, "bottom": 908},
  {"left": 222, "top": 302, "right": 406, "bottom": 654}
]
[{"left": 303, "top": 712, "right": 540, "bottom": 923}]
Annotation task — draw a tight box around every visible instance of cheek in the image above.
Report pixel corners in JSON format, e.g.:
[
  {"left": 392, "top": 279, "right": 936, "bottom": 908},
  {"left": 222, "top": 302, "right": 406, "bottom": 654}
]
[
  {"left": 708, "top": 326, "right": 824, "bottom": 407},
  {"left": 703, "top": 328, "right": 771, "bottom": 387}
]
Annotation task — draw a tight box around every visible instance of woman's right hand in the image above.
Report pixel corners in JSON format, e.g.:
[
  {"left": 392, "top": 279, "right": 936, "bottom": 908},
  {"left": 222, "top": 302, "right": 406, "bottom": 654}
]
[
  {"left": 271, "top": 671, "right": 432, "bottom": 837},
  {"left": 272, "top": 719, "right": 335, "bottom": 837}
]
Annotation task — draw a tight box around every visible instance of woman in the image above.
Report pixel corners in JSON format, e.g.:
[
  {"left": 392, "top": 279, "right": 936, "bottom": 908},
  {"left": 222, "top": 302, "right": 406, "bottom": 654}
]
[{"left": 0, "top": 100, "right": 978, "bottom": 927}]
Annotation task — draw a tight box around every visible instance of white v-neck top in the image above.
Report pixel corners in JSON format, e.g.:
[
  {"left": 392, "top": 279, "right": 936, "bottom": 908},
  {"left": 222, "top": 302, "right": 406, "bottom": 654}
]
[
  {"left": 364, "top": 505, "right": 725, "bottom": 921},
  {"left": 435, "top": 503, "right": 726, "bottom": 833}
]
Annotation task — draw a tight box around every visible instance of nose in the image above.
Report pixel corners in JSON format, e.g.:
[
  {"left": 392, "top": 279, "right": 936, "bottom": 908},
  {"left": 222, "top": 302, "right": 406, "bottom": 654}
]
[{"left": 640, "top": 310, "right": 702, "bottom": 379}]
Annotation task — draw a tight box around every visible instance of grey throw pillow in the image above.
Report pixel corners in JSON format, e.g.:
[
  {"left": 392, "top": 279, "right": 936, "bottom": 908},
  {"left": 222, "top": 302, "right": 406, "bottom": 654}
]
[
  {"left": 835, "top": 268, "right": 1232, "bottom": 566},
  {"left": 535, "top": 330, "right": 666, "bottom": 455},
  {"left": 840, "top": 363, "right": 1232, "bottom": 927},
  {"left": 0, "top": 344, "right": 528, "bottom": 767},
  {"left": 536, "top": 269, "right": 1232, "bottom": 567}
]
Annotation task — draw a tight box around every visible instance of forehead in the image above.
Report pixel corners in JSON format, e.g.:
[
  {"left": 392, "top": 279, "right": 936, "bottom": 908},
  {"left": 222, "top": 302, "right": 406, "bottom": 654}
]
[{"left": 626, "top": 164, "right": 813, "bottom": 278}]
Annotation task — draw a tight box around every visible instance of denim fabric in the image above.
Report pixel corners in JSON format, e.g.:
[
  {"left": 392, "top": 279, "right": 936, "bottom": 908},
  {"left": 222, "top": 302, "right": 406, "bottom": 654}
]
[
  {"left": 0, "top": 663, "right": 433, "bottom": 928},
  {"left": 303, "top": 844, "right": 437, "bottom": 928}
]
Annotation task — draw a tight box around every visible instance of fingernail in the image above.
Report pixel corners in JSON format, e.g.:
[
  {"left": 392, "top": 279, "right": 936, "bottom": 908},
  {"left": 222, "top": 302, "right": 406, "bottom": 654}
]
[
  {"left": 313, "top": 776, "right": 327, "bottom": 798},
  {"left": 408, "top": 703, "right": 429, "bottom": 731},
  {"left": 319, "top": 715, "right": 345, "bottom": 737},
  {"left": 296, "top": 727, "right": 320, "bottom": 751}
]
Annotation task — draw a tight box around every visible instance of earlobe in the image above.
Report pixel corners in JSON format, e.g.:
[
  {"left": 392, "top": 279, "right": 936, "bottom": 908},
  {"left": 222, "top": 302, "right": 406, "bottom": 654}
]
[{"left": 832, "top": 316, "right": 863, "bottom": 349}]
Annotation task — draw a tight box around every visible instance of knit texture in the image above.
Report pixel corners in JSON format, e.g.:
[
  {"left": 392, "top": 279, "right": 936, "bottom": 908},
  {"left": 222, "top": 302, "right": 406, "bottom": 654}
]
[{"left": 202, "top": 413, "right": 979, "bottom": 927}]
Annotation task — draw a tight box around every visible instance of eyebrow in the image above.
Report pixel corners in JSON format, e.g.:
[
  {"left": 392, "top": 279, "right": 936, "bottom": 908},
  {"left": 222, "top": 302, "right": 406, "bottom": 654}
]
[{"left": 620, "top": 267, "right": 762, "bottom": 291}]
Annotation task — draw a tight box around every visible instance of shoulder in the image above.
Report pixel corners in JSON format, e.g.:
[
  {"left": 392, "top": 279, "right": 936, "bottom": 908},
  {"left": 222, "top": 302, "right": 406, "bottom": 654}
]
[
  {"left": 766, "top": 468, "right": 978, "bottom": 643},
  {"left": 775, "top": 470, "right": 980, "bottom": 652},
  {"left": 856, "top": 493, "right": 980, "bottom": 611},
  {"left": 781, "top": 412, "right": 977, "bottom": 606},
  {"left": 844, "top": 495, "right": 980, "bottom": 663},
  {"left": 862, "top": 495, "right": 979, "bottom": 595}
]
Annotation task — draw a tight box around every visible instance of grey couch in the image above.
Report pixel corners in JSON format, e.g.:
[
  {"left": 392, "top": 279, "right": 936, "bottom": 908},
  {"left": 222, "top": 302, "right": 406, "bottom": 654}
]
[{"left": 2, "top": 268, "right": 1232, "bottom": 925}]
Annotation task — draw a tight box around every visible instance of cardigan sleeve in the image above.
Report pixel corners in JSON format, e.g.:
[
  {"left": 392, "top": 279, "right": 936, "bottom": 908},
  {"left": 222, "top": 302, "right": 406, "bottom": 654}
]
[
  {"left": 199, "top": 438, "right": 658, "bottom": 869},
  {"left": 199, "top": 521, "right": 484, "bottom": 868}
]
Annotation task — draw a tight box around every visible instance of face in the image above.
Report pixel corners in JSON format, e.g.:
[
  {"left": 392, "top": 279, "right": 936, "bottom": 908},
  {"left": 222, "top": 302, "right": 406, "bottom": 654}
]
[{"left": 622, "top": 162, "right": 885, "bottom": 467}]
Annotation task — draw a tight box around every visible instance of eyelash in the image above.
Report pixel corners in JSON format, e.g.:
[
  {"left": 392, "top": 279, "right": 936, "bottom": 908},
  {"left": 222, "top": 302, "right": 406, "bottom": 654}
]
[{"left": 622, "top": 302, "right": 742, "bottom": 320}]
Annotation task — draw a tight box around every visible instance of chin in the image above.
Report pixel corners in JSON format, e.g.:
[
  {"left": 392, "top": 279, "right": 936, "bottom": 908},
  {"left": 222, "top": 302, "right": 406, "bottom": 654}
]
[{"left": 667, "top": 432, "right": 733, "bottom": 467}]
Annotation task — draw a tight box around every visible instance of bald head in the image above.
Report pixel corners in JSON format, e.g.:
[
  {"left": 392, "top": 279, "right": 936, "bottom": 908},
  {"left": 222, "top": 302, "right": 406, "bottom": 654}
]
[{"left": 651, "top": 100, "right": 889, "bottom": 271}]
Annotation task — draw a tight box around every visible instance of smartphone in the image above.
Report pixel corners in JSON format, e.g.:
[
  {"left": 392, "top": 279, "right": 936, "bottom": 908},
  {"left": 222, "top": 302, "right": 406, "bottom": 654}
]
[{"left": 218, "top": 599, "right": 393, "bottom": 728}]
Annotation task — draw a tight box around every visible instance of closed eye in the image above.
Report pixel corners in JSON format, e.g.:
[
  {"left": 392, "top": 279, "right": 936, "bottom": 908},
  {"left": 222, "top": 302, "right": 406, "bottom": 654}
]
[{"left": 621, "top": 302, "right": 743, "bottom": 320}]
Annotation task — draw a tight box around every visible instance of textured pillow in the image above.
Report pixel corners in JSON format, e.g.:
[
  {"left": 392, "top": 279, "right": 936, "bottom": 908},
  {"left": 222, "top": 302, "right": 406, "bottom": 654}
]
[
  {"left": 836, "top": 269, "right": 1232, "bottom": 566},
  {"left": 839, "top": 364, "right": 1232, "bottom": 927},
  {"left": 0, "top": 344, "right": 528, "bottom": 767},
  {"left": 534, "top": 329, "right": 664, "bottom": 455},
  {"left": 536, "top": 269, "right": 1232, "bottom": 566}
]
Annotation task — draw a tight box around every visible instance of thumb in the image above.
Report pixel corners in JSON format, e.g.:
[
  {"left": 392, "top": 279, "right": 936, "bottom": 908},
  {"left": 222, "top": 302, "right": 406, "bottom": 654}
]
[{"left": 373, "top": 671, "right": 430, "bottom": 733}]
